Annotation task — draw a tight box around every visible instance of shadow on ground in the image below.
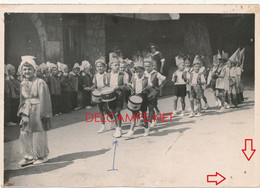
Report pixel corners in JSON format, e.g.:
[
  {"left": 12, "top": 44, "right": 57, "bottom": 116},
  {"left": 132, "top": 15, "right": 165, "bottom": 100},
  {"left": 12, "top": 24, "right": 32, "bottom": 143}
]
[{"left": 4, "top": 148, "right": 110, "bottom": 184}]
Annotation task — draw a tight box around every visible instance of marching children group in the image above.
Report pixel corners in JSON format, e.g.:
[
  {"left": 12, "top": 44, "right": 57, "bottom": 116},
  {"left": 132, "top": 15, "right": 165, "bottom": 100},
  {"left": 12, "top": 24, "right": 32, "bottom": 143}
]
[{"left": 5, "top": 46, "right": 246, "bottom": 166}]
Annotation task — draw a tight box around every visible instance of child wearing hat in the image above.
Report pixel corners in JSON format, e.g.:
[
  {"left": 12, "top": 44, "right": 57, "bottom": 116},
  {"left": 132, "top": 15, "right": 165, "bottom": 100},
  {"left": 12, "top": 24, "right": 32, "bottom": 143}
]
[
  {"left": 172, "top": 55, "right": 186, "bottom": 117},
  {"left": 214, "top": 55, "right": 227, "bottom": 113},
  {"left": 79, "top": 60, "right": 93, "bottom": 109},
  {"left": 229, "top": 61, "right": 239, "bottom": 107},
  {"left": 207, "top": 55, "right": 221, "bottom": 107},
  {"left": 69, "top": 63, "right": 81, "bottom": 110},
  {"left": 198, "top": 56, "right": 209, "bottom": 110},
  {"left": 187, "top": 56, "right": 206, "bottom": 117},
  {"left": 5, "top": 64, "right": 21, "bottom": 126},
  {"left": 17, "top": 56, "right": 52, "bottom": 166},
  {"left": 123, "top": 62, "right": 151, "bottom": 138},
  {"left": 119, "top": 60, "right": 131, "bottom": 104},
  {"left": 92, "top": 57, "right": 112, "bottom": 133},
  {"left": 58, "top": 62, "right": 73, "bottom": 113},
  {"left": 182, "top": 55, "right": 193, "bottom": 111},
  {"left": 144, "top": 55, "right": 166, "bottom": 127},
  {"left": 48, "top": 62, "right": 62, "bottom": 116},
  {"left": 106, "top": 59, "right": 129, "bottom": 138}
]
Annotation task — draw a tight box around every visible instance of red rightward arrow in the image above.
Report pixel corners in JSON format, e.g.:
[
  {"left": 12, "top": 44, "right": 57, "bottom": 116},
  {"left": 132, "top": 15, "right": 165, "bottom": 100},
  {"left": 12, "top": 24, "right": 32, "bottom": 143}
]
[
  {"left": 207, "top": 172, "right": 226, "bottom": 185},
  {"left": 242, "top": 139, "right": 256, "bottom": 161}
]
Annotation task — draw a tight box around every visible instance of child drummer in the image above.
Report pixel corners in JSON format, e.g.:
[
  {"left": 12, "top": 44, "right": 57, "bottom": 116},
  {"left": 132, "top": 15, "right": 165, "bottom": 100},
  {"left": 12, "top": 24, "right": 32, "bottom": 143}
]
[
  {"left": 106, "top": 60, "right": 129, "bottom": 138},
  {"left": 144, "top": 55, "right": 166, "bottom": 128},
  {"left": 123, "top": 61, "right": 151, "bottom": 138},
  {"left": 91, "top": 57, "right": 109, "bottom": 133}
]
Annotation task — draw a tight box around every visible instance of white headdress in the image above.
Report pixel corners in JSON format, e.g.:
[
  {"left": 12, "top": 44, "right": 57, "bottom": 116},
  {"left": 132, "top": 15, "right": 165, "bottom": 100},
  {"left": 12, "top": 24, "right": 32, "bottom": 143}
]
[{"left": 20, "top": 55, "right": 37, "bottom": 70}]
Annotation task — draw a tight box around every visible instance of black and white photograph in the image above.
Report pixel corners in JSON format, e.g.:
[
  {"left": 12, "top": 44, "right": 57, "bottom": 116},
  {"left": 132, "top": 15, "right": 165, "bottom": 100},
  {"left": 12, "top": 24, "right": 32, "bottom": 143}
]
[{"left": 2, "top": 5, "right": 259, "bottom": 187}]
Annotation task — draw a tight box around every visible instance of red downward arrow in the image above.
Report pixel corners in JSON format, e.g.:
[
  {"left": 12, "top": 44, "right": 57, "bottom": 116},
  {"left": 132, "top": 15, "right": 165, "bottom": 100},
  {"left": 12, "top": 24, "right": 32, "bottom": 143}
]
[
  {"left": 242, "top": 139, "right": 256, "bottom": 161},
  {"left": 207, "top": 172, "right": 226, "bottom": 185}
]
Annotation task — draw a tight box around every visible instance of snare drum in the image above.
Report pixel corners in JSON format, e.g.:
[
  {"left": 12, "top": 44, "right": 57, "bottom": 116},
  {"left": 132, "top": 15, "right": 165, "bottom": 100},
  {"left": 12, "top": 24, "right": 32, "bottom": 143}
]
[
  {"left": 127, "top": 95, "right": 143, "bottom": 111},
  {"left": 91, "top": 89, "right": 102, "bottom": 103},
  {"left": 101, "top": 87, "right": 116, "bottom": 102}
]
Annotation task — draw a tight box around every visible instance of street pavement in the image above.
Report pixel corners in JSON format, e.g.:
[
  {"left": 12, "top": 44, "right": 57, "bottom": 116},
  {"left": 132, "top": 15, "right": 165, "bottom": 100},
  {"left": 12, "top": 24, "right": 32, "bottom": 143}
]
[{"left": 4, "top": 89, "right": 259, "bottom": 187}]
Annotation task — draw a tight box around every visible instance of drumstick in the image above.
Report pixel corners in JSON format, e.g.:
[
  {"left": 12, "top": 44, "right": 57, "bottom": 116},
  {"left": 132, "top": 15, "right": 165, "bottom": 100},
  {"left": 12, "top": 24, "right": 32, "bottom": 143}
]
[
  {"left": 141, "top": 86, "right": 148, "bottom": 93},
  {"left": 127, "top": 84, "right": 135, "bottom": 93}
]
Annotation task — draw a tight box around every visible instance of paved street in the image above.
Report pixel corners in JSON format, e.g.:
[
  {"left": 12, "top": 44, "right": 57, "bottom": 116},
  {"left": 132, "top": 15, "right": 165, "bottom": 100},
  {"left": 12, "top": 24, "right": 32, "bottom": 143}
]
[{"left": 4, "top": 89, "right": 259, "bottom": 187}]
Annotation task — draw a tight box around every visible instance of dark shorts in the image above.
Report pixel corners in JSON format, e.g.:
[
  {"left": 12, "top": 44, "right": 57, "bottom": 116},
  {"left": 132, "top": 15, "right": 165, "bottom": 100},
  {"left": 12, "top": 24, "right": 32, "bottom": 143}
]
[
  {"left": 190, "top": 85, "right": 203, "bottom": 99},
  {"left": 173, "top": 84, "right": 187, "bottom": 97},
  {"left": 107, "top": 90, "right": 124, "bottom": 113}
]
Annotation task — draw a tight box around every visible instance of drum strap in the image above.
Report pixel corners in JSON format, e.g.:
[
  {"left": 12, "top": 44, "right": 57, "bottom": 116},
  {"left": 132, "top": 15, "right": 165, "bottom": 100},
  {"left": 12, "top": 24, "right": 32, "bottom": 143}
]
[
  {"left": 106, "top": 72, "right": 124, "bottom": 87},
  {"left": 94, "top": 73, "right": 107, "bottom": 88},
  {"left": 132, "top": 77, "right": 148, "bottom": 93}
]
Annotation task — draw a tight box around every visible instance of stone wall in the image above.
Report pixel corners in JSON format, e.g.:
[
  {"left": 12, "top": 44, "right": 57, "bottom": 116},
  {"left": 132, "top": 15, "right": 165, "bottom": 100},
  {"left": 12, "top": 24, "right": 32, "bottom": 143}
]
[{"left": 83, "top": 14, "right": 106, "bottom": 66}]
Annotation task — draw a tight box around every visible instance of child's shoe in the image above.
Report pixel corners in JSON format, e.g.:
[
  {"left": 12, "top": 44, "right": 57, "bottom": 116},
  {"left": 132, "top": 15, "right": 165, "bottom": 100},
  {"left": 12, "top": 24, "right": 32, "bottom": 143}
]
[
  {"left": 218, "top": 107, "right": 225, "bottom": 113},
  {"left": 195, "top": 112, "right": 202, "bottom": 117},
  {"left": 123, "top": 130, "right": 134, "bottom": 139},
  {"left": 150, "top": 120, "right": 157, "bottom": 128},
  {"left": 98, "top": 124, "right": 106, "bottom": 133},
  {"left": 202, "top": 103, "right": 209, "bottom": 110},
  {"left": 113, "top": 127, "right": 122, "bottom": 138},
  {"left": 189, "top": 112, "right": 195, "bottom": 118},
  {"left": 143, "top": 128, "right": 150, "bottom": 137},
  {"left": 179, "top": 111, "right": 185, "bottom": 117}
]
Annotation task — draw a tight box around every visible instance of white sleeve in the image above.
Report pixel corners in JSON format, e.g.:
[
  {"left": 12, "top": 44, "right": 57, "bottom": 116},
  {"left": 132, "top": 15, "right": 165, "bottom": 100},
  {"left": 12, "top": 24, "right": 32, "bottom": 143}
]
[
  {"left": 236, "top": 67, "right": 242, "bottom": 76},
  {"left": 207, "top": 71, "right": 212, "bottom": 85},
  {"left": 157, "top": 72, "right": 166, "bottom": 81},
  {"left": 201, "top": 74, "right": 206, "bottom": 83},
  {"left": 199, "top": 66, "right": 205, "bottom": 73},
  {"left": 123, "top": 73, "right": 129, "bottom": 84}
]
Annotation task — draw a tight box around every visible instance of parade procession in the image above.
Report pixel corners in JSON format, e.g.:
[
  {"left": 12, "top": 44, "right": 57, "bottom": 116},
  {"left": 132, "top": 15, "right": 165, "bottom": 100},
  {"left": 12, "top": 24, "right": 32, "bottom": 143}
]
[
  {"left": 3, "top": 12, "right": 255, "bottom": 187},
  {"left": 5, "top": 44, "right": 247, "bottom": 167}
]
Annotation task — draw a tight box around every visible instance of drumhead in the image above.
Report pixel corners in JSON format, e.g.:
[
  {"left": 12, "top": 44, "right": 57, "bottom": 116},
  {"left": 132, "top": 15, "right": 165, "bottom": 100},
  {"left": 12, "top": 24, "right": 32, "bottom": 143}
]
[
  {"left": 129, "top": 95, "right": 143, "bottom": 103},
  {"left": 101, "top": 87, "right": 114, "bottom": 95},
  {"left": 92, "top": 90, "right": 101, "bottom": 96}
]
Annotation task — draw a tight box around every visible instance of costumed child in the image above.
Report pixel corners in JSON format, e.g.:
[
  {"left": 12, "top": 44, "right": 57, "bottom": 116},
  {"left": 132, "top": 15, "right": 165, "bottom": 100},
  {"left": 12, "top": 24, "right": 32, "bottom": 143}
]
[
  {"left": 4, "top": 65, "right": 11, "bottom": 126},
  {"left": 17, "top": 56, "right": 52, "bottom": 167},
  {"left": 172, "top": 55, "right": 186, "bottom": 117},
  {"left": 207, "top": 54, "right": 221, "bottom": 107},
  {"left": 188, "top": 55, "right": 206, "bottom": 117},
  {"left": 5, "top": 64, "right": 21, "bottom": 126},
  {"left": 214, "top": 54, "right": 227, "bottom": 113},
  {"left": 42, "top": 62, "right": 51, "bottom": 84},
  {"left": 79, "top": 60, "right": 93, "bottom": 109},
  {"left": 198, "top": 56, "right": 209, "bottom": 110},
  {"left": 47, "top": 62, "right": 62, "bottom": 116},
  {"left": 148, "top": 43, "right": 165, "bottom": 97},
  {"left": 144, "top": 55, "right": 166, "bottom": 127},
  {"left": 237, "top": 48, "right": 245, "bottom": 103},
  {"left": 69, "top": 63, "right": 81, "bottom": 110},
  {"left": 91, "top": 57, "right": 111, "bottom": 133},
  {"left": 119, "top": 60, "right": 131, "bottom": 104},
  {"left": 229, "top": 60, "right": 239, "bottom": 108},
  {"left": 106, "top": 59, "right": 129, "bottom": 138},
  {"left": 123, "top": 61, "right": 151, "bottom": 138},
  {"left": 219, "top": 51, "right": 231, "bottom": 109},
  {"left": 58, "top": 62, "right": 73, "bottom": 113}
]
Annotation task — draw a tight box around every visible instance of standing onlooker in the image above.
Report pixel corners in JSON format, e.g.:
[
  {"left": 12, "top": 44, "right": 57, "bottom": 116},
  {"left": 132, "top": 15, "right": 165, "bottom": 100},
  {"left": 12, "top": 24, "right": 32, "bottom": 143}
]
[
  {"left": 58, "top": 62, "right": 72, "bottom": 113},
  {"left": 5, "top": 64, "right": 21, "bottom": 126},
  {"left": 47, "top": 62, "right": 62, "bottom": 116},
  {"left": 79, "top": 60, "right": 93, "bottom": 109},
  {"left": 69, "top": 63, "right": 81, "bottom": 110}
]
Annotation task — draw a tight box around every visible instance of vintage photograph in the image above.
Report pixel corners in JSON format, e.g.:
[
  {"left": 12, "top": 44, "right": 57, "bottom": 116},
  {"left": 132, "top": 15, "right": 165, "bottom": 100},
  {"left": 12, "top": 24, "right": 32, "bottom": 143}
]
[{"left": 3, "top": 10, "right": 257, "bottom": 187}]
